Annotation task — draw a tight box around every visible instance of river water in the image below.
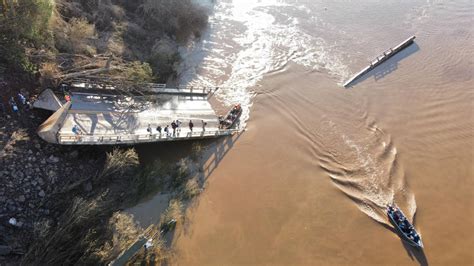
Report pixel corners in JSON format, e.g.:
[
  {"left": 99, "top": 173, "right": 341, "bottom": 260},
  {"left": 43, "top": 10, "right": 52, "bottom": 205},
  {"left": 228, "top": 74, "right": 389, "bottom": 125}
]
[{"left": 170, "top": 0, "right": 473, "bottom": 264}]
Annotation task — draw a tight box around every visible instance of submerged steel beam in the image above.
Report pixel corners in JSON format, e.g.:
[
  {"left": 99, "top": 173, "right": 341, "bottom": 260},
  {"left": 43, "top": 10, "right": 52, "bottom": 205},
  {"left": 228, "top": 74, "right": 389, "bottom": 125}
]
[{"left": 343, "top": 35, "right": 416, "bottom": 87}]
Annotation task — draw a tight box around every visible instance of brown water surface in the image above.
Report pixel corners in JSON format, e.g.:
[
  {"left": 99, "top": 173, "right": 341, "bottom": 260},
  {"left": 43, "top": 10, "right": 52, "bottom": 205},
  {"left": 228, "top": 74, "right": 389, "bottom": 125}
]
[{"left": 171, "top": 0, "right": 473, "bottom": 264}]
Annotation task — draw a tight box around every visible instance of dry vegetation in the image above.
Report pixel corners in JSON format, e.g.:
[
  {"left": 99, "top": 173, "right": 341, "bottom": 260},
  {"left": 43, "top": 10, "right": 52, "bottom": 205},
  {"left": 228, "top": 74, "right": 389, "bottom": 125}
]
[
  {"left": 1, "top": 1, "right": 209, "bottom": 263},
  {"left": 21, "top": 147, "right": 204, "bottom": 264},
  {"left": 1, "top": 0, "right": 208, "bottom": 84}
]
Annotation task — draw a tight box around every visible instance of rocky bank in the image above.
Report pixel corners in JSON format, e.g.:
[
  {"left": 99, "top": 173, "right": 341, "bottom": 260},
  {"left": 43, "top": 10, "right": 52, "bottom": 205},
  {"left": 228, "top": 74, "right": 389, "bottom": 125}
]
[{"left": 0, "top": 100, "right": 103, "bottom": 262}]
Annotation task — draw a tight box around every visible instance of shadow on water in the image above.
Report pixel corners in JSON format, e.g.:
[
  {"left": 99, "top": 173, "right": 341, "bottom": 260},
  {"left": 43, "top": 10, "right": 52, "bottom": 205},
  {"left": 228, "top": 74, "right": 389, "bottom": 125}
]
[
  {"left": 404, "top": 210, "right": 429, "bottom": 266},
  {"left": 136, "top": 129, "right": 244, "bottom": 184},
  {"left": 346, "top": 42, "right": 420, "bottom": 87},
  {"left": 132, "top": 129, "right": 244, "bottom": 213},
  {"left": 376, "top": 212, "right": 428, "bottom": 266},
  {"left": 117, "top": 130, "right": 243, "bottom": 263},
  {"left": 401, "top": 240, "right": 429, "bottom": 266}
]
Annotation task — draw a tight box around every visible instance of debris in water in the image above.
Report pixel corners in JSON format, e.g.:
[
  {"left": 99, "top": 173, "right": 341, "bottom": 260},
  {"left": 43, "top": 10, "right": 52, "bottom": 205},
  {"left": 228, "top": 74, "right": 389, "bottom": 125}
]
[{"left": 343, "top": 36, "right": 416, "bottom": 87}]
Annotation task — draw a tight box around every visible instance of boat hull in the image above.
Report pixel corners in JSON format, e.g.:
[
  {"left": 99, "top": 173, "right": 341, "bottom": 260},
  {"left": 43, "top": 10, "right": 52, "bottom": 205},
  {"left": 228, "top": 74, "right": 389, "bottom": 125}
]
[
  {"left": 387, "top": 208, "right": 423, "bottom": 248},
  {"left": 220, "top": 105, "right": 242, "bottom": 129}
]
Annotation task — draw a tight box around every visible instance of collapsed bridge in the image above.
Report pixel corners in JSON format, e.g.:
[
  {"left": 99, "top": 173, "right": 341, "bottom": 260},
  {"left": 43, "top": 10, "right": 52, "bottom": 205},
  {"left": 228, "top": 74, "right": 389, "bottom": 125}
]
[{"left": 34, "top": 83, "right": 240, "bottom": 145}]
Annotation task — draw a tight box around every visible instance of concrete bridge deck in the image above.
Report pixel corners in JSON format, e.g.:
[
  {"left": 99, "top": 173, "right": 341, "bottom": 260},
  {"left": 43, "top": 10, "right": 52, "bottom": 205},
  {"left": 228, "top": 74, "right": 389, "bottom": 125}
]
[{"left": 35, "top": 89, "right": 240, "bottom": 145}]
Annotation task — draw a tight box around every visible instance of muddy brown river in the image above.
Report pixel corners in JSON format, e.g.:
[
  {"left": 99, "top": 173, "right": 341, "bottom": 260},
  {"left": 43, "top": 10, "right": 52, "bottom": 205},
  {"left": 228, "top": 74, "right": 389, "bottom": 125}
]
[{"left": 164, "top": 0, "right": 474, "bottom": 264}]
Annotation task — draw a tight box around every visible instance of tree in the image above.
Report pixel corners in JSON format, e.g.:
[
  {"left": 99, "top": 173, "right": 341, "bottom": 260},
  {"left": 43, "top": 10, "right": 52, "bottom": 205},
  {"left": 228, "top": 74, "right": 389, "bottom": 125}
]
[{"left": 0, "top": 0, "right": 54, "bottom": 73}]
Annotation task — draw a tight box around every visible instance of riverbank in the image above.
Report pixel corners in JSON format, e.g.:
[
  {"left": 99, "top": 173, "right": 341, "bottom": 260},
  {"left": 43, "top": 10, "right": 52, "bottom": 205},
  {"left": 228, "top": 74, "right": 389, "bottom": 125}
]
[
  {"left": 0, "top": 82, "right": 217, "bottom": 264},
  {"left": 0, "top": 97, "right": 103, "bottom": 262},
  {"left": 1, "top": 0, "right": 212, "bottom": 262}
]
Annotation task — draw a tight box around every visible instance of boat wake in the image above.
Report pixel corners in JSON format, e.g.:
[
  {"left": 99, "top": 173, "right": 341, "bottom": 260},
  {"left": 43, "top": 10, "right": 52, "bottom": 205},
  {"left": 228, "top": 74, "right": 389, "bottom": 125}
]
[{"left": 318, "top": 119, "right": 417, "bottom": 225}]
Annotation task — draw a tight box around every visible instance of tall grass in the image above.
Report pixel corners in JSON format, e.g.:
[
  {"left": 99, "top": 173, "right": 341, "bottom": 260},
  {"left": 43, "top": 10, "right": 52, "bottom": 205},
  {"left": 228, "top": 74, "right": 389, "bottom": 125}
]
[
  {"left": 22, "top": 143, "right": 205, "bottom": 265},
  {"left": 100, "top": 148, "right": 139, "bottom": 180}
]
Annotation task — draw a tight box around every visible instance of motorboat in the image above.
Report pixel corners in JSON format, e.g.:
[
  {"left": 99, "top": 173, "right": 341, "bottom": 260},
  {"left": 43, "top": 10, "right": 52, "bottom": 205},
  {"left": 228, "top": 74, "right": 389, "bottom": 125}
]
[
  {"left": 219, "top": 104, "right": 242, "bottom": 129},
  {"left": 387, "top": 204, "right": 423, "bottom": 248}
]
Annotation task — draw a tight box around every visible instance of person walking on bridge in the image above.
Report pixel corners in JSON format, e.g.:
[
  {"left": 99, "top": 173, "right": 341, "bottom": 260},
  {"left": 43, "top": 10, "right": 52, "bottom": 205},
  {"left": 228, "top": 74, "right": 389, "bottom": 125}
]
[
  {"left": 189, "top": 120, "right": 194, "bottom": 133},
  {"left": 202, "top": 120, "right": 207, "bottom": 132}
]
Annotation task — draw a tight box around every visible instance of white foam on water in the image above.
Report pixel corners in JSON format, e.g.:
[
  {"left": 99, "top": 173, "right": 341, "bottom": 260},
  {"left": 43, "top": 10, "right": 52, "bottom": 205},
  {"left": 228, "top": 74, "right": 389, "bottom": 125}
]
[
  {"left": 179, "top": 0, "right": 351, "bottom": 126},
  {"left": 319, "top": 118, "right": 417, "bottom": 224}
]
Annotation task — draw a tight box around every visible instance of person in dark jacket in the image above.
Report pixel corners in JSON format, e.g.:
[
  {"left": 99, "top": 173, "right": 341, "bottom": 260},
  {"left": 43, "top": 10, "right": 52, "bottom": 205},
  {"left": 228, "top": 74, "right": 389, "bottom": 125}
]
[{"left": 171, "top": 121, "right": 177, "bottom": 136}]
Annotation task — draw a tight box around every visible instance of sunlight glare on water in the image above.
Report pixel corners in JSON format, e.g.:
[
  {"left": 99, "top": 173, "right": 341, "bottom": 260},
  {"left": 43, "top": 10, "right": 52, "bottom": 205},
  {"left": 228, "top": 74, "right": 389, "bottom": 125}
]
[{"left": 180, "top": 0, "right": 351, "bottom": 125}]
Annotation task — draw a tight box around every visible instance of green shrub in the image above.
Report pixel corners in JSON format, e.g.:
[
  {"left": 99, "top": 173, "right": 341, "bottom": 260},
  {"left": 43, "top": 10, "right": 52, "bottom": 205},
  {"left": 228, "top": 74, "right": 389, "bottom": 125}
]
[
  {"left": 0, "top": 0, "right": 54, "bottom": 73},
  {"left": 123, "top": 61, "right": 153, "bottom": 84}
]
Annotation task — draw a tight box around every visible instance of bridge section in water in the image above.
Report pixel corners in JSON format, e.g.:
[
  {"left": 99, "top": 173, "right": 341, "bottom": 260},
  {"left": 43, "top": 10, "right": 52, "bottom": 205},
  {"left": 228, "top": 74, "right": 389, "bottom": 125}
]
[{"left": 35, "top": 88, "right": 240, "bottom": 145}]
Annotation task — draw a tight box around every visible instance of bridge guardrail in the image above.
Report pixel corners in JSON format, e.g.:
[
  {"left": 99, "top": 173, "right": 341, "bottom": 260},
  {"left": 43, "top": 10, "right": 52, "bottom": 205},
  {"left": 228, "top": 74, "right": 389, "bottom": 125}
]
[
  {"left": 145, "top": 85, "right": 219, "bottom": 96},
  {"left": 58, "top": 129, "right": 240, "bottom": 145}
]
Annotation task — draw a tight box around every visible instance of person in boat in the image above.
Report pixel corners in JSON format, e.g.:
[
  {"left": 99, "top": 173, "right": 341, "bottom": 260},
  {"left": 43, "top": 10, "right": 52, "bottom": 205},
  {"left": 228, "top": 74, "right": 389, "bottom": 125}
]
[
  {"left": 218, "top": 115, "right": 224, "bottom": 128},
  {"left": 391, "top": 210, "right": 399, "bottom": 221},
  {"left": 401, "top": 220, "right": 412, "bottom": 234},
  {"left": 403, "top": 219, "right": 410, "bottom": 228},
  {"left": 399, "top": 221, "right": 407, "bottom": 231},
  {"left": 413, "top": 234, "right": 420, "bottom": 243},
  {"left": 232, "top": 104, "right": 241, "bottom": 113}
]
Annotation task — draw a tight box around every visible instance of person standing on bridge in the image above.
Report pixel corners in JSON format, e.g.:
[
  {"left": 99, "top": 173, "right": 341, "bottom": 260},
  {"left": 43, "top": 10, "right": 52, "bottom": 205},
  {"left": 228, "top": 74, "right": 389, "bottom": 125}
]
[
  {"left": 147, "top": 124, "right": 152, "bottom": 137},
  {"left": 164, "top": 125, "right": 170, "bottom": 137},
  {"left": 171, "top": 121, "right": 177, "bottom": 136},
  {"left": 72, "top": 125, "right": 81, "bottom": 140},
  {"left": 202, "top": 120, "right": 207, "bottom": 132},
  {"left": 156, "top": 125, "right": 162, "bottom": 137},
  {"left": 189, "top": 120, "right": 194, "bottom": 133},
  {"left": 176, "top": 119, "right": 182, "bottom": 134}
]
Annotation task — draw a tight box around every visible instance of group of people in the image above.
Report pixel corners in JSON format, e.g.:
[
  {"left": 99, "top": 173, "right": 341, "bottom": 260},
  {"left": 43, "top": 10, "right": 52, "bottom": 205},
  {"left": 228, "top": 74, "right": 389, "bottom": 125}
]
[
  {"left": 388, "top": 206, "right": 421, "bottom": 243},
  {"left": 2, "top": 93, "right": 30, "bottom": 115},
  {"left": 219, "top": 104, "right": 241, "bottom": 129},
  {"left": 147, "top": 119, "right": 208, "bottom": 138}
]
